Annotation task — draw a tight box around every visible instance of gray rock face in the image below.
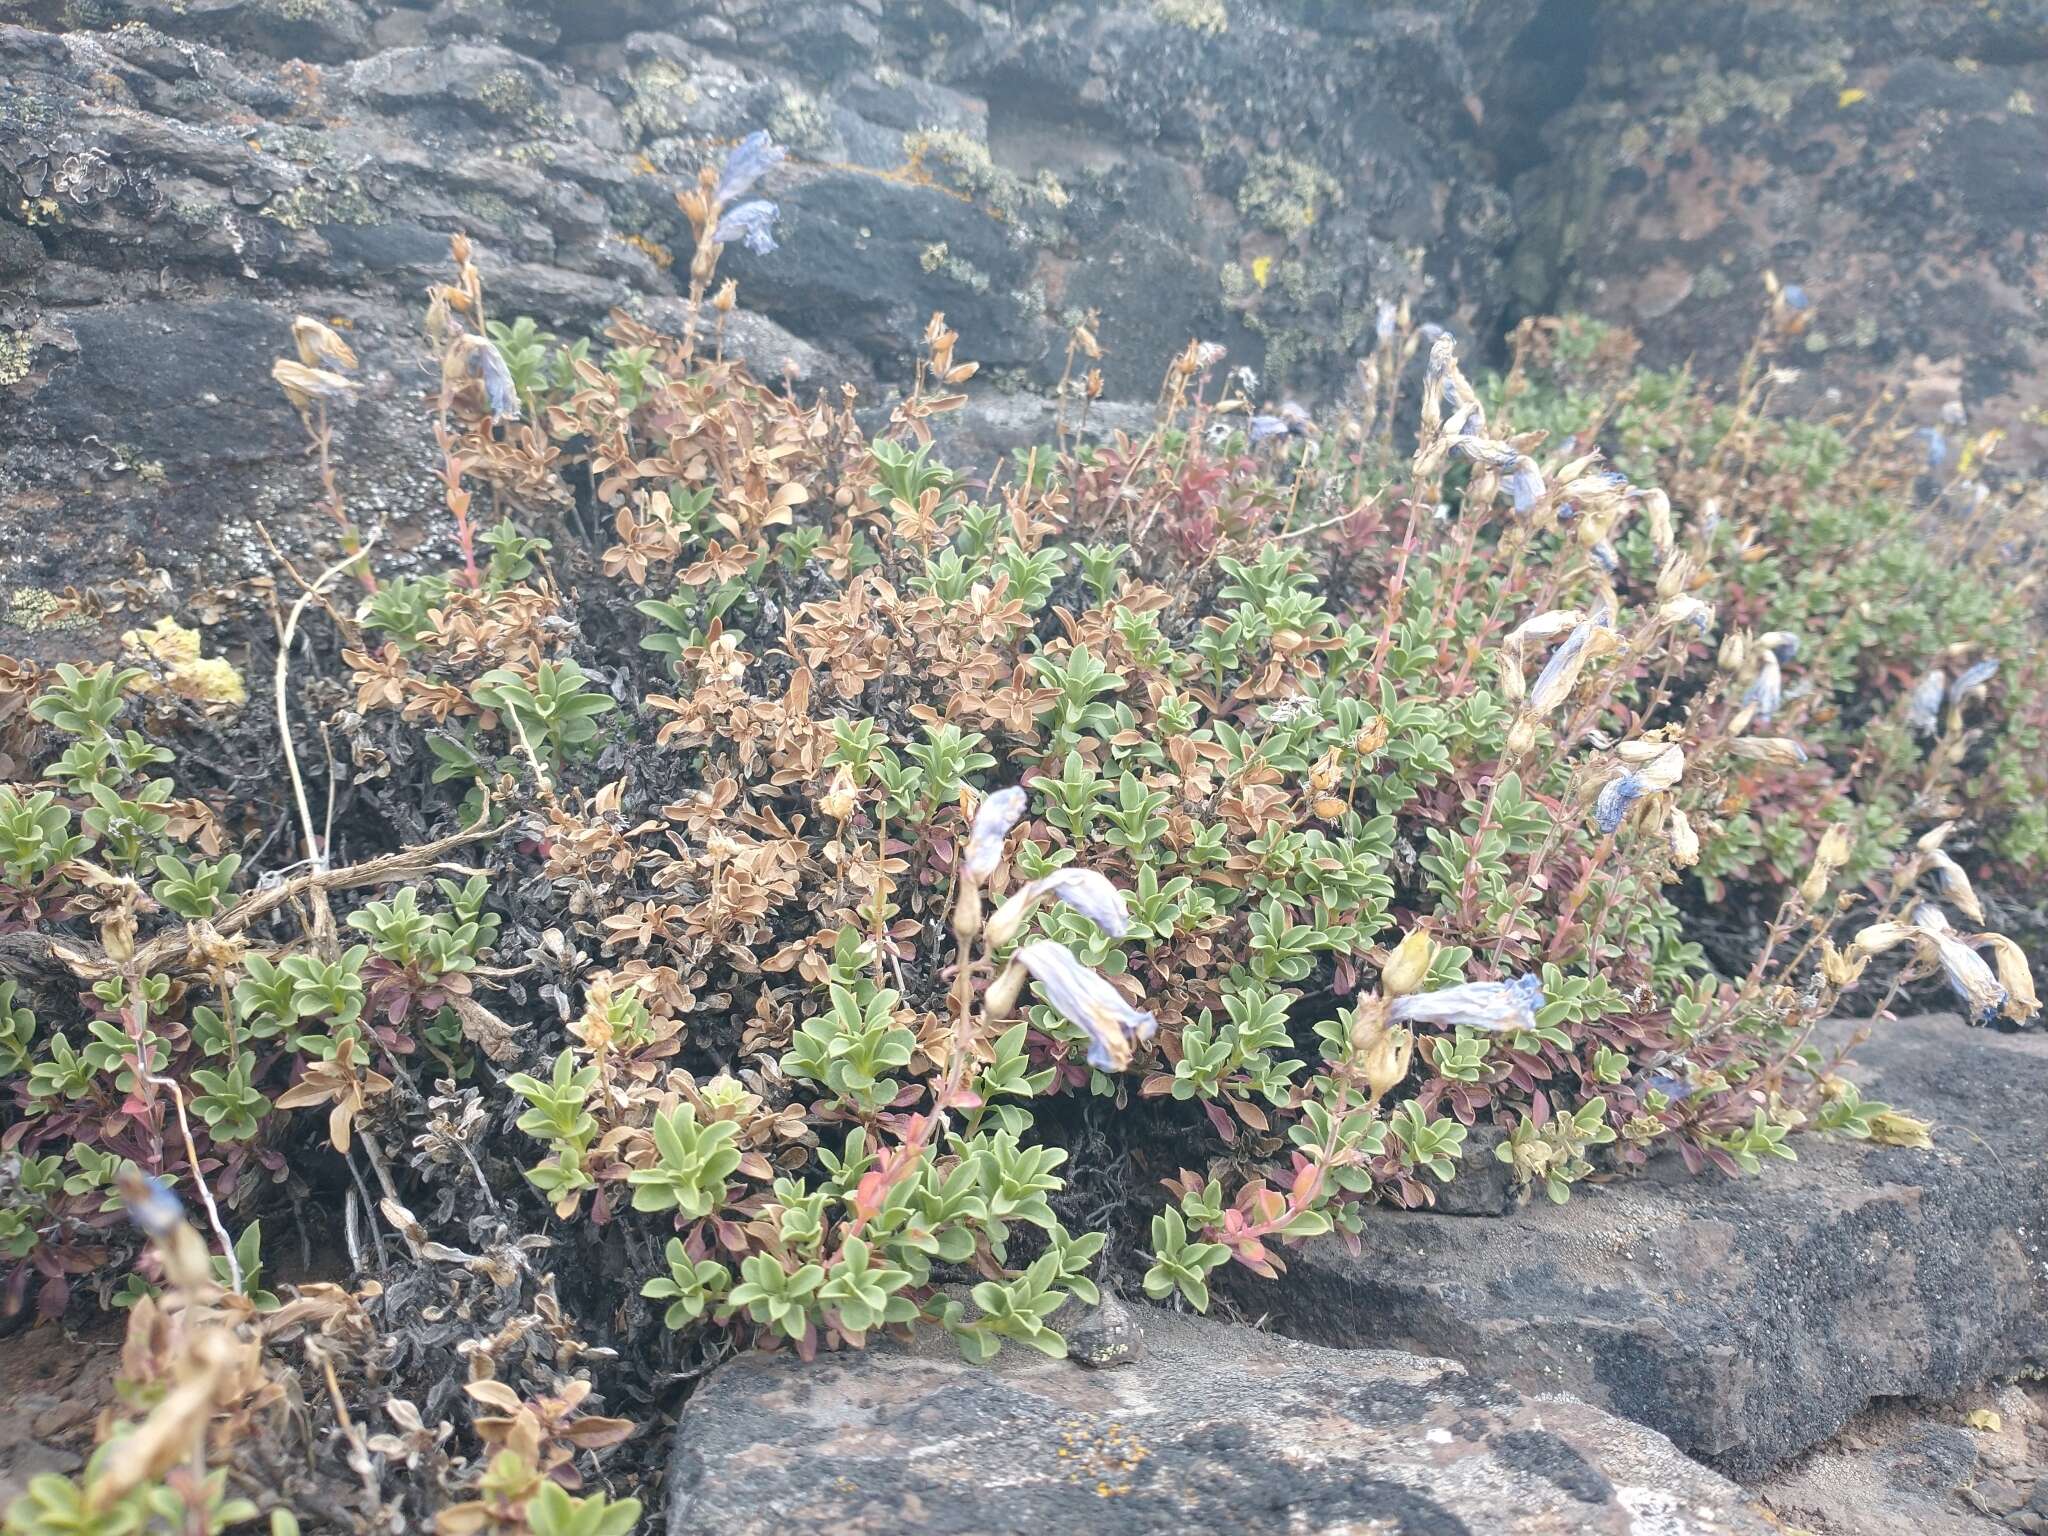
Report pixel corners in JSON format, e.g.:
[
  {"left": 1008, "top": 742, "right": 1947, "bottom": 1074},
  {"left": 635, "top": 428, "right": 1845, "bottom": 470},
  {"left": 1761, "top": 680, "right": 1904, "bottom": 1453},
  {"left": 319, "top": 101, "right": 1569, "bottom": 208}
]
[
  {"left": 1238, "top": 1016, "right": 2048, "bottom": 1481},
  {"left": 0, "top": 0, "right": 1537, "bottom": 615},
  {"left": 1510, "top": 0, "right": 2048, "bottom": 462},
  {"left": 665, "top": 1307, "right": 1775, "bottom": 1536}
]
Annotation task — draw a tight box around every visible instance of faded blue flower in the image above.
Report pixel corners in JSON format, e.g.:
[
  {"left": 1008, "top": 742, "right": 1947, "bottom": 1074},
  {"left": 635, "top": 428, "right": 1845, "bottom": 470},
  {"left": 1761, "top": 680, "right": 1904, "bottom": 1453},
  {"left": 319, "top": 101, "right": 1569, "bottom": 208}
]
[
  {"left": 715, "top": 129, "right": 785, "bottom": 207},
  {"left": 1907, "top": 668, "right": 1948, "bottom": 733},
  {"left": 1015, "top": 940, "right": 1157, "bottom": 1071},
  {"left": 1014, "top": 868, "right": 1131, "bottom": 940},
  {"left": 1781, "top": 284, "right": 1810, "bottom": 311},
  {"left": 1589, "top": 540, "right": 1621, "bottom": 575},
  {"left": 470, "top": 338, "right": 521, "bottom": 420},
  {"left": 1593, "top": 772, "right": 1644, "bottom": 834},
  {"left": 964, "top": 785, "right": 1029, "bottom": 880},
  {"left": 1389, "top": 974, "right": 1546, "bottom": 1034},
  {"left": 1948, "top": 659, "right": 1998, "bottom": 707},
  {"left": 1375, "top": 299, "right": 1398, "bottom": 342},
  {"left": 1913, "top": 904, "right": 2006, "bottom": 1023},
  {"left": 1743, "top": 654, "right": 1782, "bottom": 723},
  {"left": 713, "top": 198, "right": 780, "bottom": 254},
  {"left": 1641, "top": 1069, "right": 1696, "bottom": 1102},
  {"left": 1918, "top": 426, "right": 1948, "bottom": 471},
  {"left": 124, "top": 1173, "right": 184, "bottom": 1239},
  {"left": 1527, "top": 615, "right": 1601, "bottom": 714},
  {"left": 1505, "top": 458, "right": 1545, "bottom": 514},
  {"left": 1247, "top": 414, "right": 1288, "bottom": 444}
]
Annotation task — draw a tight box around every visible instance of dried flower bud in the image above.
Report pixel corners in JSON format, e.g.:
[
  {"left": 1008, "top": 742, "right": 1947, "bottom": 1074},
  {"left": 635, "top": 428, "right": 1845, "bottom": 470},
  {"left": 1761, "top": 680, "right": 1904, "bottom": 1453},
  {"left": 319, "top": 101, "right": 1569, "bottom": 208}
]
[
  {"left": 1380, "top": 931, "right": 1436, "bottom": 998},
  {"left": 1361, "top": 1023, "right": 1414, "bottom": 1102},
  {"left": 1668, "top": 808, "right": 1700, "bottom": 867},
  {"left": 1655, "top": 550, "right": 1694, "bottom": 601},
  {"left": 1657, "top": 594, "right": 1714, "bottom": 634},
  {"left": 292, "top": 316, "right": 357, "bottom": 372},
  {"left": 1848, "top": 920, "right": 1918, "bottom": 958},
  {"left": 273, "top": 358, "right": 358, "bottom": 409},
  {"left": 819, "top": 767, "right": 858, "bottom": 822},
  {"left": 1981, "top": 934, "right": 2040, "bottom": 1023},
  {"left": 1642, "top": 487, "right": 1675, "bottom": 553},
  {"left": 1718, "top": 631, "right": 1749, "bottom": 675},
  {"left": 1727, "top": 737, "right": 1809, "bottom": 767},
  {"left": 1505, "top": 715, "right": 1539, "bottom": 757},
  {"left": 1867, "top": 1110, "right": 1934, "bottom": 1149},
  {"left": 1620, "top": 741, "right": 1686, "bottom": 791},
  {"left": 1799, "top": 826, "right": 1854, "bottom": 905},
  {"left": 1922, "top": 847, "right": 1983, "bottom": 923},
  {"left": 983, "top": 958, "right": 1026, "bottom": 1021},
  {"left": 1820, "top": 939, "right": 1868, "bottom": 989}
]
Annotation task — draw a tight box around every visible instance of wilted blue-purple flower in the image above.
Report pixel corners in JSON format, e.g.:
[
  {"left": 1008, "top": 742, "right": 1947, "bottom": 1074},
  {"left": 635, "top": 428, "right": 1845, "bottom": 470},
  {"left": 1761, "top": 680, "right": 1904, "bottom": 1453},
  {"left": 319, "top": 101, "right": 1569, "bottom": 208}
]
[
  {"left": 469, "top": 337, "right": 521, "bottom": 420},
  {"left": 1589, "top": 540, "right": 1621, "bottom": 575},
  {"left": 1593, "top": 772, "right": 1645, "bottom": 835},
  {"left": 1505, "top": 458, "right": 1545, "bottom": 514},
  {"left": 1526, "top": 615, "right": 1603, "bottom": 715},
  {"left": 993, "top": 868, "right": 1130, "bottom": 942},
  {"left": 1918, "top": 426, "right": 1949, "bottom": 471},
  {"left": 1907, "top": 668, "right": 1948, "bottom": 733},
  {"left": 1781, "top": 284, "right": 1810, "bottom": 311},
  {"left": 714, "top": 129, "right": 785, "bottom": 207},
  {"left": 1948, "top": 659, "right": 1998, "bottom": 707},
  {"left": 123, "top": 1172, "right": 185, "bottom": 1239},
  {"left": 712, "top": 198, "right": 780, "bottom": 254},
  {"left": 1248, "top": 414, "right": 1288, "bottom": 444},
  {"left": 1913, "top": 904, "right": 2006, "bottom": 1023},
  {"left": 1389, "top": 974, "right": 1546, "bottom": 1034},
  {"left": 1743, "top": 653, "right": 1783, "bottom": 723},
  {"left": 1014, "top": 940, "right": 1157, "bottom": 1071},
  {"left": 964, "top": 786, "right": 1029, "bottom": 881}
]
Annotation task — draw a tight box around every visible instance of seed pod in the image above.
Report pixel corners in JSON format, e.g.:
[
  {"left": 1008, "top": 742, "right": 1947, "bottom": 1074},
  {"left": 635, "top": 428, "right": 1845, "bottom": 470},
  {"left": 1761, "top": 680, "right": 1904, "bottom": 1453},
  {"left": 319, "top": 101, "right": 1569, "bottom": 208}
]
[
  {"left": 1380, "top": 931, "right": 1436, "bottom": 998},
  {"left": 1727, "top": 737, "right": 1809, "bottom": 767},
  {"left": 1668, "top": 808, "right": 1700, "bottom": 867}
]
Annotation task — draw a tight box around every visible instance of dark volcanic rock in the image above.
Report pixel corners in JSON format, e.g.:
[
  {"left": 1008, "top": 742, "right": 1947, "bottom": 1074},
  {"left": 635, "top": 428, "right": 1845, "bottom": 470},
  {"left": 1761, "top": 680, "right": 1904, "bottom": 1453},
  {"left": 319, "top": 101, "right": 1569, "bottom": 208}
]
[
  {"left": 1511, "top": 0, "right": 2048, "bottom": 462},
  {"left": 1240, "top": 1016, "right": 2048, "bottom": 1480},
  {"left": 665, "top": 1307, "right": 1775, "bottom": 1535}
]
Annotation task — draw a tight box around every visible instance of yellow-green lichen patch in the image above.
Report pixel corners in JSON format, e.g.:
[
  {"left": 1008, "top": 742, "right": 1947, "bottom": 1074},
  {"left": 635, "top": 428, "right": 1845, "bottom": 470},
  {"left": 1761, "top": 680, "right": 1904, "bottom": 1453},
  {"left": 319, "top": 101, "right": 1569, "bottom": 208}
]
[{"left": 1237, "top": 153, "right": 1341, "bottom": 236}]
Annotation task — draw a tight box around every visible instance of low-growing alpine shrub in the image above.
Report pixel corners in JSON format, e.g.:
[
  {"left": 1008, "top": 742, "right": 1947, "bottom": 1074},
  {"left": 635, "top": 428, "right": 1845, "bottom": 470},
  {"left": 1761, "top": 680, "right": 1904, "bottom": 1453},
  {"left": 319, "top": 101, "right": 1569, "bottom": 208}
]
[{"left": 3, "top": 135, "right": 2042, "bottom": 1533}]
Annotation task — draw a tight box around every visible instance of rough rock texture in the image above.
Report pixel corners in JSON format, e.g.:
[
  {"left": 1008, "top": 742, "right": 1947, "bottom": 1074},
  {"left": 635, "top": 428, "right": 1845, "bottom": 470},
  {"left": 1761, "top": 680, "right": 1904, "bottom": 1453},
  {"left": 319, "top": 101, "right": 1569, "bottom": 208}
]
[
  {"left": 664, "top": 1306, "right": 1775, "bottom": 1535},
  {"left": 1511, "top": 0, "right": 2048, "bottom": 461},
  {"left": 1753, "top": 1381, "right": 2048, "bottom": 1535},
  {"left": 1238, "top": 1016, "right": 2048, "bottom": 1481},
  {"left": 0, "top": 0, "right": 1538, "bottom": 628}
]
